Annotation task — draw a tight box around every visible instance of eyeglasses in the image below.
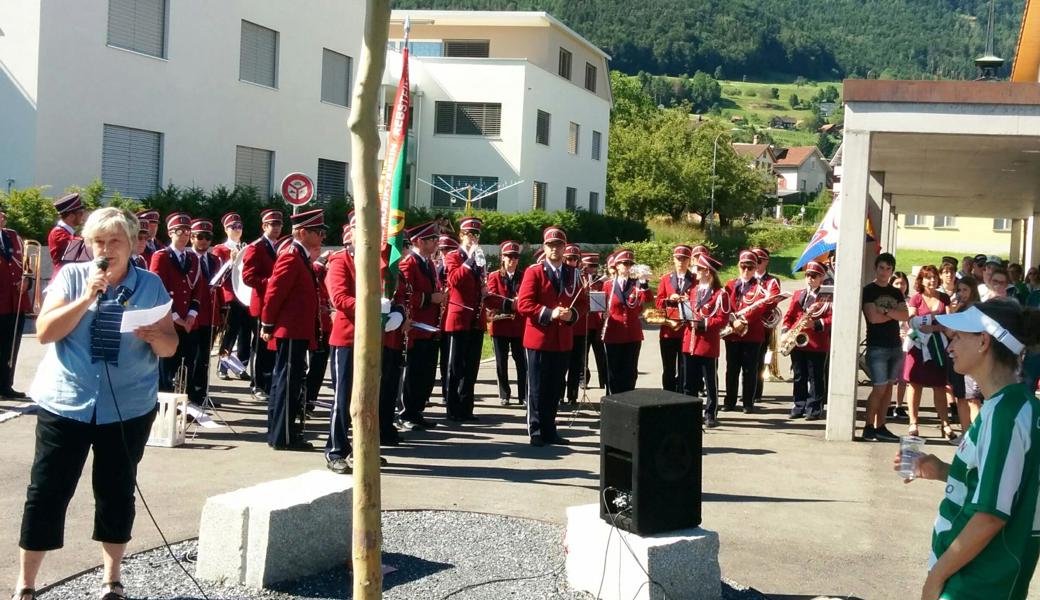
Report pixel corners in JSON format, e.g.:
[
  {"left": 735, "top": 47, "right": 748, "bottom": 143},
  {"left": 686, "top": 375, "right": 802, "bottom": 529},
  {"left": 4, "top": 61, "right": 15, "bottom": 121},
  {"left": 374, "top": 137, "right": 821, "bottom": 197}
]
[
  {"left": 306, "top": 228, "right": 327, "bottom": 237},
  {"left": 739, "top": 264, "right": 755, "bottom": 270},
  {"left": 227, "top": 224, "right": 243, "bottom": 230},
  {"left": 192, "top": 233, "right": 212, "bottom": 241},
  {"left": 807, "top": 273, "right": 822, "bottom": 279},
  {"left": 991, "top": 279, "right": 1008, "bottom": 286}
]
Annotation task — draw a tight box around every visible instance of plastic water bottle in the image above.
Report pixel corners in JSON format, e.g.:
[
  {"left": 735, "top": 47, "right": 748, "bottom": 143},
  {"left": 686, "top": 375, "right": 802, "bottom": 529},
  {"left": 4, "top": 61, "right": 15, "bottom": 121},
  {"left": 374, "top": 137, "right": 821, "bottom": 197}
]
[{"left": 899, "top": 435, "right": 925, "bottom": 480}]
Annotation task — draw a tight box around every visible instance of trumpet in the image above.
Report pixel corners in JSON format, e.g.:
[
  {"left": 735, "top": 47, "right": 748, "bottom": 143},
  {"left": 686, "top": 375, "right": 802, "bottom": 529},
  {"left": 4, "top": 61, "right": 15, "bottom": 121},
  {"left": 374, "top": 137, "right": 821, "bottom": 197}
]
[
  {"left": 642, "top": 308, "right": 680, "bottom": 330},
  {"left": 173, "top": 358, "right": 189, "bottom": 395}
]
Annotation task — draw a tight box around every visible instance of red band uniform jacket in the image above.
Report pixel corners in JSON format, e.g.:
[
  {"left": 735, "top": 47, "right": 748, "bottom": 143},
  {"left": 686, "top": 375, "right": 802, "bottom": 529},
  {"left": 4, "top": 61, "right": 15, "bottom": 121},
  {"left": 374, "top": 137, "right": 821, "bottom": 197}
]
[
  {"left": 682, "top": 286, "right": 731, "bottom": 358},
  {"left": 47, "top": 223, "right": 78, "bottom": 275},
  {"left": 325, "top": 248, "right": 356, "bottom": 348},
  {"left": 150, "top": 246, "right": 206, "bottom": 330},
  {"left": 241, "top": 236, "right": 278, "bottom": 319},
  {"left": 724, "top": 277, "right": 772, "bottom": 344},
  {"left": 517, "top": 262, "right": 580, "bottom": 352},
  {"left": 0, "top": 230, "right": 30, "bottom": 315},
  {"left": 261, "top": 241, "right": 320, "bottom": 350},
  {"left": 781, "top": 288, "right": 833, "bottom": 353},
  {"left": 443, "top": 248, "right": 487, "bottom": 332},
  {"left": 399, "top": 253, "right": 442, "bottom": 342},
  {"left": 655, "top": 271, "right": 695, "bottom": 340},
  {"left": 485, "top": 268, "right": 525, "bottom": 339},
  {"left": 602, "top": 277, "right": 652, "bottom": 344},
  {"left": 194, "top": 251, "right": 223, "bottom": 328}
]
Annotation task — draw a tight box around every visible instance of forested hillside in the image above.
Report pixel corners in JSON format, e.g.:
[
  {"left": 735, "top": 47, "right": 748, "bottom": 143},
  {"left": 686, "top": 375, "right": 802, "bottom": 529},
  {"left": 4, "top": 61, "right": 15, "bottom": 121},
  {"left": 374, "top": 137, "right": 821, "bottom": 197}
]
[{"left": 392, "top": 0, "right": 1024, "bottom": 80}]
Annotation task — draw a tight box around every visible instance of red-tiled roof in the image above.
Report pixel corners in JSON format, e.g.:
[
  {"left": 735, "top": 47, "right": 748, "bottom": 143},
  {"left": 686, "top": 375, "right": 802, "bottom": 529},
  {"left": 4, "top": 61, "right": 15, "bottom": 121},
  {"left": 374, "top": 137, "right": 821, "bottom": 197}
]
[
  {"left": 732, "top": 143, "right": 770, "bottom": 159},
  {"left": 774, "top": 146, "right": 818, "bottom": 167}
]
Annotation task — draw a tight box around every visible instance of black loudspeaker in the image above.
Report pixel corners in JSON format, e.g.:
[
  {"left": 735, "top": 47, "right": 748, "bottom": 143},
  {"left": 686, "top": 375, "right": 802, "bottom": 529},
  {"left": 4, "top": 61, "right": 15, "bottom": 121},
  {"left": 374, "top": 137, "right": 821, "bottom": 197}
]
[{"left": 600, "top": 389, "right": 702, "bottom": 535}]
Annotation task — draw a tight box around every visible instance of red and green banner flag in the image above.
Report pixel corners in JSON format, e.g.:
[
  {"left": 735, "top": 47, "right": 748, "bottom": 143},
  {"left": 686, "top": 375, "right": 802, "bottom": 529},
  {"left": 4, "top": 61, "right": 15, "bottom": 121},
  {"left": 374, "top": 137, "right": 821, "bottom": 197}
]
[{"left": 379, "top": 46, "right": 410, "bottom": 297}]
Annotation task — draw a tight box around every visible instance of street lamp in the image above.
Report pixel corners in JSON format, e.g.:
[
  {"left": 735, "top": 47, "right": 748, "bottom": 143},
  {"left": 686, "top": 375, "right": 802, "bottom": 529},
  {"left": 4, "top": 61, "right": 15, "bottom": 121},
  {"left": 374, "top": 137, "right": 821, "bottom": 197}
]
[{"left": 708, "top": 129, "right": 740, "bottom": 238}]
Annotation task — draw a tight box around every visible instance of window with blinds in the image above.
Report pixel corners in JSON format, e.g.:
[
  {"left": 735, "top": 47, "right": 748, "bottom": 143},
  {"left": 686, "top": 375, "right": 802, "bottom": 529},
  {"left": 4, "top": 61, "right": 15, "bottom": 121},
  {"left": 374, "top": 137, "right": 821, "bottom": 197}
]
[
  {"left": 536, "top": 110, "right": 551, "bottom": 146},
  {"left": 585, "top": 62, "right": 597, "bottom": 92},
  {"left": 317, "top": 159, "right": 348, "bottom": 201},
  {"left": 321, "top": 48, "right": 352, "bottom": 107},
  {"left": 994, "top": 218, "right": 1012, "bottom": 232},
  {"left": 240, "top": 20, "right": 278, "bottom": 88},
  {"left": 102, "top": 124, "right": 162, "bottom": 199},
  {"left": 592, "top": 130, "right": 602, "bottom": 160},
  {"left": 533, "top": 181, "right": 547, "bottom": 210},
  {"left": 434, "top": 102, "right": 501, "bottom": 136},
  {"left": 235, "top": 145, "right": 274, "bottom": 198},
  {"left": 568, "top": 122, "right": 580, "bottom": 155},
  {"left": 566, "top": 187, "right": 577, "bottom": 211},
  {"left": 443, "top": 40, "right": 490, "bottom": 58},
  {"left": 107, "top": 0, "right": 167, "bottom": 58},
  {"left": 589, "top": 191, "right": 600, "bottom": 214},
  {"left": 558, "top": 48, "right": 572, "bottom": 79},
  {"left": 430, "top": 175, "right": 498, "bottom": 211},
  {"left": 934, "top": 215, "right": 957, "bottom": 229}
]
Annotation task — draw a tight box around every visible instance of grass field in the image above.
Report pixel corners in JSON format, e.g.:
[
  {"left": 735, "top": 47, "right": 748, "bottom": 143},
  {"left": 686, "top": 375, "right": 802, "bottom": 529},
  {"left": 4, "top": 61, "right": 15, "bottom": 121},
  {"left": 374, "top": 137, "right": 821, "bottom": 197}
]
[{"left": 717, "top": 79, "right": 841, "bottom": 148}]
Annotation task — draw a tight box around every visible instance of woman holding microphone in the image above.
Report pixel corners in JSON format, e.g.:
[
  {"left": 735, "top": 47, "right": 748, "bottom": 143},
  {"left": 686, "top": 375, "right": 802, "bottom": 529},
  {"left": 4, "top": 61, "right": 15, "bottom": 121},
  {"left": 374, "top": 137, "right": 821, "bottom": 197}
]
[
  {"left": 897, "top": 298, "right": 1040, "bottom": 600},
  {"left": 11, "top": 208, "right": 177, "bottom": 600}
]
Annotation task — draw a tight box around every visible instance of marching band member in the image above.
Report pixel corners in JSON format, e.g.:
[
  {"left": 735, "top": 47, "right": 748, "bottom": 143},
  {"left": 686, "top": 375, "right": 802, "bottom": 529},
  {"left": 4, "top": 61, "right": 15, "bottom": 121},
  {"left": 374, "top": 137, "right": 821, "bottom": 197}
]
[
  {"left": 580, "top": 252, "right": 607, "bottom": 390},
  {"left": 189, "top": 218, "right": 221, "bottom": 406},
  {"left": 242, "top": 209, "right": 283, "bottom": 399},
  {"left": 212, "top": 212, "right": 252, "bottom": 381},
  {"left": 131, "top": 227, "right": 150, "bottom": 270},
  {"left": 436, "top": 234, "right": 459, "bottom": 402},
  {"left": 47, "top": 193, "right": 87, "bottom": 274},
  {"left": 305, "top": 245, "right": 333, "bottom": 416},
  {"left": 260, "top": 209, "right": 325, "bottom": 451},
  {"left": 683, "top": 253, "right": 729, "bottom": 427},
  {"left": 602, "top": 249, "right": 652, "bottom": 394},
  {"left": 516, "top": 226, "right": 581, "bottom": 446},
  {"left": 781, "top": 260, "right": 832, "bottom": 420},
  {"left": 563, "top": 243, "right": 587, "bottom": 405},
  {"left": 379, "top": 265, "right": 409, "bottom": 448},
  {"left": 325, "top": 223, "right": 358, "bottom": 473},
  {"left": 723, "top": 250, "right": 772, "bottom": 413},
  {"left": 0, "top": 211, "right": 31, "bottom": 398},
  {"left": 752, "top": 247, "right": 782, "bottom": 403},
  {"left": 136, "top": 209, "right": 163, "bottom": 265},
  {"left": 149, "top": 213, "right": 206, "bottom": 392},
  {"left": 398, "top": 221, "right": 445, "bottom": 428},
  {"left": 656, "top": 244, "right": 695, "bottom": 393},
  {"left": 443, "top": 217, "right": 487, "bottom": 423},
  {"left": 486, "top": 240, "right": 526, "bottom": 407}
]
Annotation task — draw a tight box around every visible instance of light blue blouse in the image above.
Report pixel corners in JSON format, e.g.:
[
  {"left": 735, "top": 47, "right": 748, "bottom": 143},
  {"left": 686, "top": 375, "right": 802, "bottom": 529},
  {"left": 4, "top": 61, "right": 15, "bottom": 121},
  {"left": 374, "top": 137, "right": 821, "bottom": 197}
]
[{"left": 30, "top": 262, "right": 170, "bottom": 424}]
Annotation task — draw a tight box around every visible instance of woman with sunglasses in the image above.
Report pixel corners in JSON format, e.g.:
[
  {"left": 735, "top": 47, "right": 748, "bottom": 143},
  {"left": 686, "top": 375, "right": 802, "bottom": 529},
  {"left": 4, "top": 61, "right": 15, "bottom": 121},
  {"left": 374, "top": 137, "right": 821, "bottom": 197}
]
[
  {"left": 601, "top": 249, "right": 652, "bottom": 394},
  {"left": 897, "top": 298, "right": 1040, "bottom": 600},
  {"left": 682, "top": 253, "right": 729, "bottom": 427},
  {"left": 212, "top": 212, "right": 253, "bottom": 381}
]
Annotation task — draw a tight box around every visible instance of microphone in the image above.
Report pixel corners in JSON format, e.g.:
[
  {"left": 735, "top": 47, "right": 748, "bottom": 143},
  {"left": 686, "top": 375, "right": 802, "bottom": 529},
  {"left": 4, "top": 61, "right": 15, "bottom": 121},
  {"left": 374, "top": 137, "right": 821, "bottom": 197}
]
[{"left": 95, "top": 256, "right": 110, "bottom": 301}]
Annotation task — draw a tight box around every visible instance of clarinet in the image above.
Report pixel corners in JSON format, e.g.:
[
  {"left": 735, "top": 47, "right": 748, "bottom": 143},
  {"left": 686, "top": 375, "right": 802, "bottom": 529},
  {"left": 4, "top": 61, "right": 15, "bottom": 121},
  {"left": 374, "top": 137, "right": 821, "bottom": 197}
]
[{"left": 402, "top": 277, "right": 413, "bottom": 367}]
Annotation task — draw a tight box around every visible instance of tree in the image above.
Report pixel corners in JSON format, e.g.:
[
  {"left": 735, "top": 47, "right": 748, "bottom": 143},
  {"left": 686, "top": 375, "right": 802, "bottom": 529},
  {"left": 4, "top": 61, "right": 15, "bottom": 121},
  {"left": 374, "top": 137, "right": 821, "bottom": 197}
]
[
  {"left": 714, "top": 65, "right": 723, "bottom": 79},
  {"left": 788, "top": 93, "right": 800, "bottom": 109},
  {"left": 816, "top": 131, "right": 836, "bottom": 158},
  {"left": 686, "top": 71, "right": 721, "bottom": 113},
  {"left": 611, "top": 71, "right": 656, "bottom": 125}
]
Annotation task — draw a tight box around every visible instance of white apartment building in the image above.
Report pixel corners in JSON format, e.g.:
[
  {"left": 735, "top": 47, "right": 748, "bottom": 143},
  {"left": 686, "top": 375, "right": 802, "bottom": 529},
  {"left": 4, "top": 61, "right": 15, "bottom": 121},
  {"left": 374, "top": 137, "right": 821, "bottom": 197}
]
[
  {"left": 384, "top": 10, "right": 612, "bottom": 213},
  {"left": 1, "top": 0, "right": 364, "bottom": 200},
  {"left": 1, "top": 3, "right": 611, "bottom": 215}
]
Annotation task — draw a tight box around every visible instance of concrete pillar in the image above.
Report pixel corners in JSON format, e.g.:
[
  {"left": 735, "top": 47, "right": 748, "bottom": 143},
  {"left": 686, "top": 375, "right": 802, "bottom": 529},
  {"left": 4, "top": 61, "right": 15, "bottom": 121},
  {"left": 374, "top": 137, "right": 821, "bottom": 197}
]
[
  {"left": 1011, "top": 218, "right": 1025, "bottom": 264},
  {"left": 879, "top": 193, "right": 893, "bottom": 254},
  {"left": 1027, "top": 215, "right": 1040, "bottom": 271},
  {"left": 826, "top": 129, "right": 871, "bottom": 442},
  {"left": 889, "top": 209, "right": 899, "bottom": 252}
]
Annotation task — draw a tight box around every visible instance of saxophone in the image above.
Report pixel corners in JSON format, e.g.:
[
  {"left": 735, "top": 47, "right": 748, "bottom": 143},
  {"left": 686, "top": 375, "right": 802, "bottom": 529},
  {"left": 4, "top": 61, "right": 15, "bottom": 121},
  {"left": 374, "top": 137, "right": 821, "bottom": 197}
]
[
  {"left": 779, "top": 312, "right": 812, "bottom": 356},
  {"left": 642, "top": 308, "right": 680, "bottom": 329}
]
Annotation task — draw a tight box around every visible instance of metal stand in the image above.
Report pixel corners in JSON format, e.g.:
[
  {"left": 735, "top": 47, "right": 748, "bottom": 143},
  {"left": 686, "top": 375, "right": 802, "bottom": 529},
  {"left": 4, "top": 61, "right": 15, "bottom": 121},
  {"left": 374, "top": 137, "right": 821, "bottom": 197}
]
[
  {"left": 189, "top": 287, "right": 238, "bottom": 438},
  {"left": 569, "top": 278, "right": 602, "bottom": 427}
]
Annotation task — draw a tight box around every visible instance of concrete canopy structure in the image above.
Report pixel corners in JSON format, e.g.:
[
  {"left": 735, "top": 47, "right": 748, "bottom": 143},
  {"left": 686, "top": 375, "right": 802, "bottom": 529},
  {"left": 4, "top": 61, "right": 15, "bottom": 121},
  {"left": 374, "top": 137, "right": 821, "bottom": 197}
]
[{"left": 827, "top": 79, "right": 1040, "bottom": 441}]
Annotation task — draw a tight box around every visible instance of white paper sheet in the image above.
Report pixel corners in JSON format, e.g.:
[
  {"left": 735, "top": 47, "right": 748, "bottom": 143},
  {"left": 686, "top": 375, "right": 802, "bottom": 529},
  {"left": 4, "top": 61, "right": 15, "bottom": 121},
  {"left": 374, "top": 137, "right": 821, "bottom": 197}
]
[{"left": 119, "top": 300, "right": 173, "bottom": 333}]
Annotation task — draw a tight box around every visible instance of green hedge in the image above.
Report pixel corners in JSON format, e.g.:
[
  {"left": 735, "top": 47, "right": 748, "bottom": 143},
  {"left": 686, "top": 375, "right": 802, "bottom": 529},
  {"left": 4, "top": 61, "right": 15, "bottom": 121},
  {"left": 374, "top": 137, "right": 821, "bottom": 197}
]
[
  {"left": 746, "top": 223, "right": 815, "bottom": 253},
  {"left": 405, "top": 208, "right": 651, "bottom": 244}
]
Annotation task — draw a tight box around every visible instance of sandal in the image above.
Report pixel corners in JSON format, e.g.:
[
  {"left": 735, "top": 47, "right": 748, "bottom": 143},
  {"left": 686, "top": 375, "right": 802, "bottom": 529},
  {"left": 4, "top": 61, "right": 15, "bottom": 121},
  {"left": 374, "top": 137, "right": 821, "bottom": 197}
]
[
  {"left": 942, "top": 424, "right": 957, "bottom": 441},
  {"left": 11, "top": 588, "right": 36, "bottom": 600},
  {"left": 101, "top": 581, "right": 126, "bottom": 600},
  {"left": 908, "top": 424, "right": 920, "bottom": 437}
]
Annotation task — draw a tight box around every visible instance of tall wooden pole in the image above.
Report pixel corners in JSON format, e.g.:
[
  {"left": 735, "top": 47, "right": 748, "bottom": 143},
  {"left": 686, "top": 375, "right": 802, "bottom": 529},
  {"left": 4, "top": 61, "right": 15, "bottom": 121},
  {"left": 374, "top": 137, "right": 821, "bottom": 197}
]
[{"left": 347, "top": 1, "right": 391, "bottom": 598}]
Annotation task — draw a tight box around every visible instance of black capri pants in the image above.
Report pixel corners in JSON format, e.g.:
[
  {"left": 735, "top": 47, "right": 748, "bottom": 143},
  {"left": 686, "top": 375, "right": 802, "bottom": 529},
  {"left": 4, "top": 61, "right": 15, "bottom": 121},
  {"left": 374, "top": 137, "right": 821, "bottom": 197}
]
[{"left": 19, "top": 407, "right": 156, "bottom": 551}]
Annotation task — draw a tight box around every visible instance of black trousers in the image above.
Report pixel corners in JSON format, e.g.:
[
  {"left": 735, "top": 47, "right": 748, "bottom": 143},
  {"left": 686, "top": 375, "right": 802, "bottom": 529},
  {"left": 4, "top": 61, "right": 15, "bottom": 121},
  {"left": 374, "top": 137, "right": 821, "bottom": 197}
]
[
  {"left": 684, "top": 355, "right": 718, "bottom": 417},
  {"left": 724, "top": 340, "right": 760, "bottom": 409},
  {"left": 218, "top": 301, "right": 253, "bottom": 369},
  {"left": 325, "top": 345, "right": 354, "bottom": 460},
  {"left": 268, "top": 338, "right": 309, "bottom": 447},
  {"left": 754, "top": 337, "right": 771, "bottom": 400},
  {"left": 0, "top": 312, "right": 26, "bottom": 390},
  {"left": 659, "top": 337, "right": 685, "bottom": 393},
  {"left": 402, "top": 338, "right": 439, "bottom": 422},
  {"left": 187, "top": 326, "right": 212, "bottom": 403},
  {"left": 605, "top": 342, "right": 641, "bottom": 395},
  {"left": 305, "top": 335, "right": 330, "bottom": 406},
  {"left": 565, "top": 334, "right": 587, "bottom": 402},
  {"left": 585, "top": 333, "right": 607, "bottom": 389},
  {"left": 251, "top": 322, "right": 276, "bottom": 394},
  {"left": 526, "top": 348, "right": 568, "bottom": 440},
  {"left": 492, "top": 335, "right": 526, "bottom": 403},
  {"left": 159, "top": 327, "right": 192, "bottom": 392},
  {"left": 381, "top": 347, "right": 404, "bottom": 438},
  {"left": 19, "top": 407, "right": 156, "bottom": 551},
  {"left": 445, "top": 330, "right": 483, "bottom": 419},
  {"left": 791, "top": 349, "right": 828, "bottom": 415},
  {"left": 439, "top": 334, "right": 450, "bottom": 400}
]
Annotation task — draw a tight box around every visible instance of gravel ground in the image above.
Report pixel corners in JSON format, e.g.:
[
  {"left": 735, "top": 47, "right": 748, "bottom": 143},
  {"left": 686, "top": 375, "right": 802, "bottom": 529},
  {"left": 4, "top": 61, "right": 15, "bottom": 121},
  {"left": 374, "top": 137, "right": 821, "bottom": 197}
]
[{"left": 40, "top": 511, "right": 766, "bottom": 600}]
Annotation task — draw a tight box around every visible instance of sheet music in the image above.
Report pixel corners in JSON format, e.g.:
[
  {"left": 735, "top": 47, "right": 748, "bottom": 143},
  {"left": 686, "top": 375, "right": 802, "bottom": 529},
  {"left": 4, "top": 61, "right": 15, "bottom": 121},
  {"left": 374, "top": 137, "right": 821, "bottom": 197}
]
[{"left": 119, "top": 300, "right": 173, "bottom": 333}]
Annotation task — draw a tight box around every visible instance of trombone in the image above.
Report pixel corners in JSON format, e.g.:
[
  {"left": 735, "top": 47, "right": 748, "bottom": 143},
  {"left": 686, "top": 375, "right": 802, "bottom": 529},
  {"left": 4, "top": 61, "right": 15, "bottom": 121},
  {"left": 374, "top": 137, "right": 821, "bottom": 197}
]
[{"left": 8, "top": 239, "right": 41, "bottom": 369}]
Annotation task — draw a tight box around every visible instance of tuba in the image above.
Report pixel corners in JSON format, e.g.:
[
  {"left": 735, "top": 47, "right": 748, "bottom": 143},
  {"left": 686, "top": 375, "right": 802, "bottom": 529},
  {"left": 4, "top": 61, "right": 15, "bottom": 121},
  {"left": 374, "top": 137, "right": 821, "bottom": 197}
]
[{"left": 230, "top": 248, "right": 253, "bottom": 307}]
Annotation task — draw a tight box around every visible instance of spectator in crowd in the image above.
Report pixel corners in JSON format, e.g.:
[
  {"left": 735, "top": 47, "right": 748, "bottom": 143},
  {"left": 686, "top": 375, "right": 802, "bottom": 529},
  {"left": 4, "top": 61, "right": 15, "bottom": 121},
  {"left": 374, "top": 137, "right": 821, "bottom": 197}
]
[
  {"left": 898, "top": 298, "right": 1040, "bottom": 600},
  {"left": 887, "top": 271, "right": 912, "bottom": 421},
  {"left": 1008, "top": 263, "right": 1028, "bottom": 303},
  {"left": 984, "top": 267, "right": 1012, "bottom": 302},
  {"left": 939, "top": 262, "right": 958, "bottom": 306},
  {"left": 947, "top": 276, "right": 982, "bottom": 437},
  {"left": 904, "top": 265, "right": 956, "bottom": 441},
  {"left": 957, "top": 255, "right": 974, "bottom": 280},
  {"left": 860, "top": 253, "right": 908, "bottom": 441},
  {"left": 1025, "top": 266, "right": 1040, "bottom": 293}
]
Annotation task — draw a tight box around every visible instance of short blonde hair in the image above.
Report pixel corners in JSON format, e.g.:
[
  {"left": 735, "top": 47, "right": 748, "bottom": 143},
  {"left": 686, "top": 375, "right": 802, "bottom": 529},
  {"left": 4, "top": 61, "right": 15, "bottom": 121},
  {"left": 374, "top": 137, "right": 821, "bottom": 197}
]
[{"left": 82, "top": 207, "right": 139, "bottom": 245}]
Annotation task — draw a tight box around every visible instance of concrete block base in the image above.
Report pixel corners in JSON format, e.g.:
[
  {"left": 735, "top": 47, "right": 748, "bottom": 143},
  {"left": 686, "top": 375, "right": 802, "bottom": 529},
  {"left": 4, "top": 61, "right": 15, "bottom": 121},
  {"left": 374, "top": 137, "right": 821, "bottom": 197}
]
[
  {"left": 196, "top": 470, "right": 353, "bottom": 588},
  {"left": 564, "top": 504, "right": 721, "bottom": 600}
]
